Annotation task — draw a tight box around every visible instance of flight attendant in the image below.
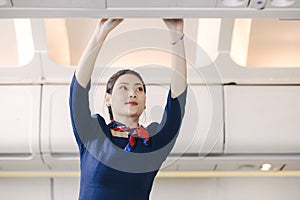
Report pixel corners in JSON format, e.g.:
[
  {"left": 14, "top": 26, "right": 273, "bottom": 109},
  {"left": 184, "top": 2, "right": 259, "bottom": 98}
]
[{"left": 69, "top": 18, "right": 187, "bottom": 200}]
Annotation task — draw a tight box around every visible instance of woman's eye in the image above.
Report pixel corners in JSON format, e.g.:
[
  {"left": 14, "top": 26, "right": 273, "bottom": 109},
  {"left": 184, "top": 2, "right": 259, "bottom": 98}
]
[
  {"left": 137, "top": 87, "right": 144, "bottom": 92},
  {"left": 119, "top": 86, "right": 127, "bottom": 90}
]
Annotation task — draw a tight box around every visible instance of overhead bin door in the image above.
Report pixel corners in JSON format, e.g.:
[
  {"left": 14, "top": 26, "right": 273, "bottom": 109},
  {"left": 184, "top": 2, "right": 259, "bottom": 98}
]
[
  {"left": 224, "top": 85, "right": 300, "bottom": 154},
  {"left": 107, "top": 0, "right": 218, "bottom": 8},
  {"left": 0, "top": 85, "right": 45, "bottom": 170},
  {"left": 12, "top": 0, "right": 106, "bottom": 8},
  {"left": 0, "top": 85, "right": 40, "bottom": 154},
  {"left": 41, "top": 85, "right": 79, "bottom": 170}
]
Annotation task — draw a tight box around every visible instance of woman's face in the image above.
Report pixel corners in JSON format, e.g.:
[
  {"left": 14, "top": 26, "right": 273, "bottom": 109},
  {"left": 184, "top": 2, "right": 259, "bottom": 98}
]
[{"left": 105, "top": 74, "right": 146, "bottom": 120}]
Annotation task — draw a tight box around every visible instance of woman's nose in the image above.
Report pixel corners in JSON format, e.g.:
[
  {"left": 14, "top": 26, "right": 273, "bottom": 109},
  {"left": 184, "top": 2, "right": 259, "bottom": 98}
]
[{"left": 129, "top": 90, "right": 137, "bottom": 98}]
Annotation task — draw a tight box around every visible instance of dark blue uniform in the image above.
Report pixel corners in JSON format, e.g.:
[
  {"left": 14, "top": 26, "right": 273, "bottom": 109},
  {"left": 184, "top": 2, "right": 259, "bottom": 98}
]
[{"left": 69, "top": 75, "right": 187, "bottom": 200}]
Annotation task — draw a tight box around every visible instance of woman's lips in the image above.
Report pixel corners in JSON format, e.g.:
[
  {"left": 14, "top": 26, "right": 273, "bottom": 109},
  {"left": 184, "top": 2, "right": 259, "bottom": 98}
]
[{"left": 126, "top": 101, "right": 138, "bottom": 106}]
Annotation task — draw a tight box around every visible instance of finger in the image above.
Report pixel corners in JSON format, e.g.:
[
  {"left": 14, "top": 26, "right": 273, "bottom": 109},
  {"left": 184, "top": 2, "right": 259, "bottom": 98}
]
[{"left": 99, "top": 18, "right": 108, "bottom": 24}]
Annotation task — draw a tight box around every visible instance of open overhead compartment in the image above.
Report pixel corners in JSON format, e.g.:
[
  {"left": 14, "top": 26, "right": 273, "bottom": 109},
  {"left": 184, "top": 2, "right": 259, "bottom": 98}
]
[{"left": 0, "top": 19, "right": 41, "bottom": 83}]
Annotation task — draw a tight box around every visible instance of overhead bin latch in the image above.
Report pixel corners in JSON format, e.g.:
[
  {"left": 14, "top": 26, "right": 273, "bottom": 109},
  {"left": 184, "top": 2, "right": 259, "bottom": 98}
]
[{"left": 249, "top": 0, "right": 268, "bottom": 9}]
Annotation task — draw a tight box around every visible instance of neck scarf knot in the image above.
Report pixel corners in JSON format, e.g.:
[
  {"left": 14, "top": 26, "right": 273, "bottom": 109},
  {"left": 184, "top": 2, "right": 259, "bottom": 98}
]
[{"left": 108, "top": 120, "right": 151, "bottom": 152}]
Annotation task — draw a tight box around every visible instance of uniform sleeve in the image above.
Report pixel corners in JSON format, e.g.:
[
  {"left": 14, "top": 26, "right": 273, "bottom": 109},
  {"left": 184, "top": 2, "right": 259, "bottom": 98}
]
[
  {"left": 149, "top": 87, "right": 187, "bottom": 151},
  {"left": 69, "top": 74, "right": 106, "bottom": 150}
]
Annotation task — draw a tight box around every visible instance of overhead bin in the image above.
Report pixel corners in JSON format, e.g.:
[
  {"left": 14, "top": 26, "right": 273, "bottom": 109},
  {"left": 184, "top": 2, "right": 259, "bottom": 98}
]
[
  {"left": 41, "top": 85, "right": 79, "bottom": 171},
  {"left": 41, "top": 82, "right": 223, "bottom": 170},
  {"left": 107, "top": 0, "right": 218, "bottom": 8},
  {"left": 12, "top": 0, "right": 106, "bottom": 8},
  {"left": 224, "top": 85, "right": 300, "bottom": 154},
  {"left": 1, "top": 0, "right": 299, "bottom": 18},
  {"left": 0, "top": 85, "right": 46, "bottom": 170}
]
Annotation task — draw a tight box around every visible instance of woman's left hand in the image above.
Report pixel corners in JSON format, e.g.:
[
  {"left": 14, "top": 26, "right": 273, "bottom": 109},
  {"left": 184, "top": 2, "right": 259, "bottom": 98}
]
[{"left": 163, "top": 19, "right": 184, "bottom": 33}]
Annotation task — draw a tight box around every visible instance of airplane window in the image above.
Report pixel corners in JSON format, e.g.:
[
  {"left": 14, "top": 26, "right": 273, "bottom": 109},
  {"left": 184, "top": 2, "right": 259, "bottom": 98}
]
[
  {"left": 0, "top": 19, "right": 34, "bottom": 67},
  {"left": 231, "top": 19, "right": 300, "bottom": 67}
]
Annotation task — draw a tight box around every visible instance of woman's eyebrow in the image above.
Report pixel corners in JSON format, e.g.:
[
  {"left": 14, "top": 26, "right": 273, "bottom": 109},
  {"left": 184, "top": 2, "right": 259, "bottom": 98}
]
[
  {"left": 117, "top": 82, "right": 129, "bottom": 85},
  {"left": 118, "top": 82, "right": 142, "bottom": 85}
]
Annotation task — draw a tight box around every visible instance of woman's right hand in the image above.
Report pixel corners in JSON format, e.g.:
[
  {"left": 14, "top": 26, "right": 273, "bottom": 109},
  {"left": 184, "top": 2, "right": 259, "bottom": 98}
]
[{"left": 100, "top": 18, "right": 124, "bottom": 37}]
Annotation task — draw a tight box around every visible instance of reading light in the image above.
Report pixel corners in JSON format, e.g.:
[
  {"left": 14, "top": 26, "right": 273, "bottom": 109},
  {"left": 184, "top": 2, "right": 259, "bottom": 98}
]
[{"left": 260, "top": 163, "right": 272, "bottom": 171}]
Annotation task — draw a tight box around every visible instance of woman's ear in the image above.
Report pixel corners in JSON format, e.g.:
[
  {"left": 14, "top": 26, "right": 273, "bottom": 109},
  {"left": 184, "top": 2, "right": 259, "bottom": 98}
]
[{"left": 104, "top": 93, "right": 112, "bottom": 107}]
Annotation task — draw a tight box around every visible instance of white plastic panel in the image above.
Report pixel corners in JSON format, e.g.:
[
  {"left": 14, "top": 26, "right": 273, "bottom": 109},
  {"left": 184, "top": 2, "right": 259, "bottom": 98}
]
[
  {"left": 41, "top": 85, "right": 77, "bottom": 154},
  {"left": 161, "top": 157, "right": 217, "bottom": 171},
  {"left": 217, "top": 0, "right": 249, "bottom": 7},
  {"left": 54, "top": 178, "right": 80, "bottom": 200},
  {"left": 224, "top": 86, "right": 300, "bottom": 154},
  {"left": 0, "top": 85, "right": 40, "bottom": 154},
  {"left": 0, "top": 85, "right": 46, "bottom": 170},
  {"left": 107, "top": 0, "right": 177, "bottom": 8},
  {"left": 216, "top": 178, "right": 300, "bottom": 200},
  {"left": 177, "top": 0, "right": 218, "bottom": 7},
  {"left": 107, "top": 0, "right": 218, "bottom": 8},
  {"left": 151, "top": 178, "right": 218, "bottom": 200},
  {"left": 13, "top": 0, "right": 106, "bottom": 8},
  {"left": 0, "top": 178, "right": 51, "bottom": 200},
  {"left": 41, "top": 84, "right": 79, "bottom": 170}
]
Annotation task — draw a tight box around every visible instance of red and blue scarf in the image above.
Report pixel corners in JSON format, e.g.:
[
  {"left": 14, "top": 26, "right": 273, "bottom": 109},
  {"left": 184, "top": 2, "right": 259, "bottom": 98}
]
[{"left": 108, "top": 120, "right": 151, "bottom": 152}]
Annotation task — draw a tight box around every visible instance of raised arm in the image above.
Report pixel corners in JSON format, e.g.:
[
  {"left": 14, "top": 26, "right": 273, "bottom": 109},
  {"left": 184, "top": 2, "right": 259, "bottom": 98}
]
[
  {"left": 75, "top": 18, "right": 123, "bottom": 88},
  {"left": 163, "top": 19, "right": 187, "bottom": 98}
]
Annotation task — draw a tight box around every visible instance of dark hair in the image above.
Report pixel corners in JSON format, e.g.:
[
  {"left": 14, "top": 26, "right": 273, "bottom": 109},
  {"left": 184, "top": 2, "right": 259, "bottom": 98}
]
[
  {"left": 106, "top": 69, "right": 146, "bottom": 94},
  {"left": 106, "top": 69, "right": 146, "bottom": 120}
]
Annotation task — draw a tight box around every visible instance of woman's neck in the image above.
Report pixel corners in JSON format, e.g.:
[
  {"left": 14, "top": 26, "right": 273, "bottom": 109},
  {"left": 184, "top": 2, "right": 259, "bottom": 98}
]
[{"left": 113, "top": 116, "right": 139, "bottom": 129}]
